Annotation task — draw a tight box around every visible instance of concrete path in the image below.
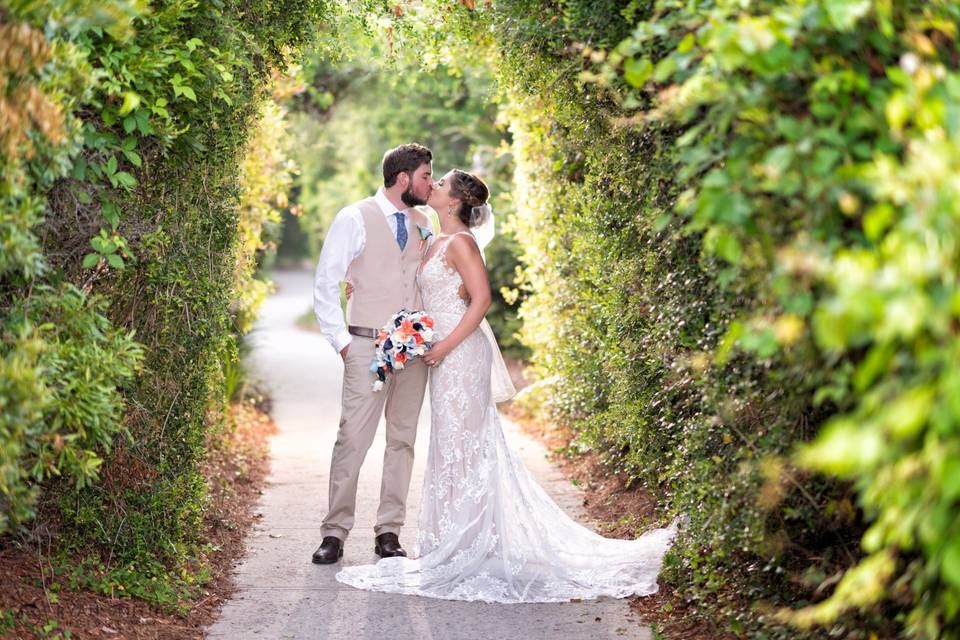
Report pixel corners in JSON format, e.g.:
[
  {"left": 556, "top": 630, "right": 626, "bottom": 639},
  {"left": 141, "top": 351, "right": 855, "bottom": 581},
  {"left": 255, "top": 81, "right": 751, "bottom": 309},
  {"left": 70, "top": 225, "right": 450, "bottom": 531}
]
[{"left": 206, "top": 269, "right": 652, "bottom": 640}]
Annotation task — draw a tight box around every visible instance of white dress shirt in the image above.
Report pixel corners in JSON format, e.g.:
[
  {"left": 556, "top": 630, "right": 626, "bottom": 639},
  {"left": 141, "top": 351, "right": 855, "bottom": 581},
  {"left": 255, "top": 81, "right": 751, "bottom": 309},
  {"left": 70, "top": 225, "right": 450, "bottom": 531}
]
[{"left": 313, "top": 187, "right": 412, "bottom": 353}]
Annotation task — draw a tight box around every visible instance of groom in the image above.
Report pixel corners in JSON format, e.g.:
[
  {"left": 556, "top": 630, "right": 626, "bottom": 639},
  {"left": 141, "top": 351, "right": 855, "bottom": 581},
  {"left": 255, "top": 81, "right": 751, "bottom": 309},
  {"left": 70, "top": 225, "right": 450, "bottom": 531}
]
[{"left": 311, "top": 143, "right": 434, "bottom": 564}]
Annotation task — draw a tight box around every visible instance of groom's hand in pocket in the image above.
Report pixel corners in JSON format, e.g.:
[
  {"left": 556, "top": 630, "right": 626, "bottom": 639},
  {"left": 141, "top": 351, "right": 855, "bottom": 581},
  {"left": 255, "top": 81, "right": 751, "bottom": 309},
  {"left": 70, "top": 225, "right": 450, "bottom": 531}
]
[{"left": 340, "top": 344, "right": 349, "bottom": 360}]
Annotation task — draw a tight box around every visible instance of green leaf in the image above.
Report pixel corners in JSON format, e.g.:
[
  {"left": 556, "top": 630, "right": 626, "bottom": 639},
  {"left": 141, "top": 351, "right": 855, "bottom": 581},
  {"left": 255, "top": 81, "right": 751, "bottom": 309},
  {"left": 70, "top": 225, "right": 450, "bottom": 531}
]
[
  {"left": 811, "top": 101, "right": 837, "bottom": 120},
  {"left": 715, "top": 230, "right": 743, "bottom": 264},
  {"left": 653, "top": 56, "right": 678, "bottom": 83},
  {"left": 653, "top": 213, "right": 673, "bottom": 232},
  {"left": 82, "top": 253, "right": 100, "bottom": 269},
  {"left": 863, "top": 203, "right": 894, "bottom": 242},
  {"left": 135, "top": 110, "right": 152, "bottom": 135},
  {"left": 775, "top": 116, "right": 804, "bottom": 140},
  {"left": 115, "top": 172, "right": 138, "bottom": 190},
  {"left": 852, "top": 343, "right": 894, "bottom": 391},
  {"left": 884, "top": 387, "right": 934, "bottom": 440},
  {"left": 764, "top": 145, "right": 794, "bottom": 176},
  {"left": 783, "top": 291, "right": 813, "bottom": 316},
  {"left": 942, "top": 457, "right": 960, "bottom": 501},
  {"left": 824, "top": 0, "right": 872, "bottom": 31},
  {"left": 102, "top": 202, "right": 120, "bottom": 229},
  {"left": 885, "top": 92, "right": 910, "bottom": 131},
  {"left": 741, "top": 327, "right": 778, "bottom": 358},
  {"left": 72, "top": 158, "right": 87, "bottom": 181},
  {"left": 123, "top": 150, "right": 142, "bottom": 168},
  {"left": 123, "top": 115, "right": 137, "bottom": 133},
  {"left": 714, "top": 321, "right": 744, "bottom": 365},
  {"left": 720, "top": 192, "right": 751, "bottom": 225},
  {"left": 105, "top": 155, "right": 118, "bottom": 175},
  {"left": 677, "top": 33, "right": 696, "bottom": 54},
  {"left": 943, "top": 539, "right": 960, "bottom": 590},
  {"left": 106, "top": 254, "right": 124, "bottom": 269},
  {"left": 623, "top": 57, "right": 653, "bottom": 87},
  {"left": 812, "top": 147, "right": 841, "bottom": 175},
  {"left": 812, "top": 305, "right": 850, "bottom": 353},
  {"left": 118, "top": 91, "right": 141, "bottom": 116},
  {"left": 181, "top": 86, "right": 197, "bottom": 102},
  {"left": 702, "top": 170, "right": 729, "bottom": 188},
  {"left": 796, "top": 418, "right": 884, "bottom": 476}
]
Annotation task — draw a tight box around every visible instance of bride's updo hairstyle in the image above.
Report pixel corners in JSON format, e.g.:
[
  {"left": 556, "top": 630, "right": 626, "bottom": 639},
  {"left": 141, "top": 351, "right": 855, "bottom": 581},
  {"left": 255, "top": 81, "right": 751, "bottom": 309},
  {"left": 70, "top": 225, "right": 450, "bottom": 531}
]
[{"left": 449, "top": 169, "right": 490, "bottom": 228}]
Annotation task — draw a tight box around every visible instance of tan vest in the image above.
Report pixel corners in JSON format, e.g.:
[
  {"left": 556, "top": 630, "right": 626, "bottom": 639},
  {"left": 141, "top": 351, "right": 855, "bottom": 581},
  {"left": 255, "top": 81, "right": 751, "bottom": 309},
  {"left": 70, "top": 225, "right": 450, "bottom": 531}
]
[{"left": 346, "top": 198, "right": 427, "bottom": 329}]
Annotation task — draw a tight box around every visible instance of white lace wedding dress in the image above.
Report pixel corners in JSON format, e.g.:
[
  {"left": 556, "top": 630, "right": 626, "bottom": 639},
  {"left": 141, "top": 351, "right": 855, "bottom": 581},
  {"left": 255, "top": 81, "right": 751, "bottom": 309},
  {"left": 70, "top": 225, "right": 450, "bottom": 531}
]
[{"left": 335, "top": 234, "right": 679, "bottom": 603}]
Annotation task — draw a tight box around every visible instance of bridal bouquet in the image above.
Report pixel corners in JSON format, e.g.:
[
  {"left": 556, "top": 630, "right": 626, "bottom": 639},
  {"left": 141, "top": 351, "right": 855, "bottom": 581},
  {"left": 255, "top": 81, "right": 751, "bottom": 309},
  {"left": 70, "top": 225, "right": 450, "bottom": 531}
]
[{"left": 370, "top": 309, "right": 435, "bottom": 391}]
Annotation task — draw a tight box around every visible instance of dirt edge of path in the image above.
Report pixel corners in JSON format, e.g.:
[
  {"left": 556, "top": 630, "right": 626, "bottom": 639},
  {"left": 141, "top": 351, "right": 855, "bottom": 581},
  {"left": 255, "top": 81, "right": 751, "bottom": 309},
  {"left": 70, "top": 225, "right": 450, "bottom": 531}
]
[
  {"left": 501, "top": 401, "right": 735, "bottom": 640},
  {"left": 0, "top": 395, "right": 277, "bottom": 640}
]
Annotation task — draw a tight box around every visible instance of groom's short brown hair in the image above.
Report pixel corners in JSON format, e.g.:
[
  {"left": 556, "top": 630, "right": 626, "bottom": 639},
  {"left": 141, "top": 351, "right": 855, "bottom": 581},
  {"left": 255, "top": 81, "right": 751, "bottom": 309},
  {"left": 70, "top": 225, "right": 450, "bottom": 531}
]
[{"left": 382, "top": 143, "right": 432, "bottom": 188}]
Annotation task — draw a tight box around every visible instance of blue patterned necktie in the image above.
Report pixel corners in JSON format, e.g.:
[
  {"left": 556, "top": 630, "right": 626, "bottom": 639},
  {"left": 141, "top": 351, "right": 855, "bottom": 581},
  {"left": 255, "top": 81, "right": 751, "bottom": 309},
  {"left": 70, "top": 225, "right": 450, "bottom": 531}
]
[{"left": 394, "top": 211, "right": 408, "bottom": 250}]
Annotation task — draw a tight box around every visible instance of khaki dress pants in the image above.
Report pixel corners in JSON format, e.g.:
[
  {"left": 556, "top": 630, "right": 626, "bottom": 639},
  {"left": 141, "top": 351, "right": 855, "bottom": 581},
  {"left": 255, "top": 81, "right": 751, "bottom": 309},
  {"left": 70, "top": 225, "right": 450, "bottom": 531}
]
[{"left": 321, "top": 336, "right": 428, "bottom": 540}]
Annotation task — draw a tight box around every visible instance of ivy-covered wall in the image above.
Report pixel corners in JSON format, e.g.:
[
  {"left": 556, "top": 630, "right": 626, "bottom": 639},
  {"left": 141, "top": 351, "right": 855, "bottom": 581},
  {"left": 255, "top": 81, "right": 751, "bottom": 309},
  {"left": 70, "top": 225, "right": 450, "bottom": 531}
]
[{"left": 1, "top": 0, "right": 331, "bottom": 591}]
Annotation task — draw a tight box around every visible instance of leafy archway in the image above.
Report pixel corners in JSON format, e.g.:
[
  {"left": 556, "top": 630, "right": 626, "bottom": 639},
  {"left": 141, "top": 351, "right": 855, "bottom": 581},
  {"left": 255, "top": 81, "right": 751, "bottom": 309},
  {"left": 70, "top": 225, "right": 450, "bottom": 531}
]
[{"left": 3, "top": 0, "right": 959, "bottom": 637}]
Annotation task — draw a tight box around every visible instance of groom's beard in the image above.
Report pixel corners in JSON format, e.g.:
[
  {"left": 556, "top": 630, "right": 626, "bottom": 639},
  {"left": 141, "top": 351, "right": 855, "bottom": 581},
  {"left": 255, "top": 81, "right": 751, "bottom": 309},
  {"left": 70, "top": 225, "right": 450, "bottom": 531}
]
[{"left": 401, "top": 183, "right": 428, "bottom": 207}]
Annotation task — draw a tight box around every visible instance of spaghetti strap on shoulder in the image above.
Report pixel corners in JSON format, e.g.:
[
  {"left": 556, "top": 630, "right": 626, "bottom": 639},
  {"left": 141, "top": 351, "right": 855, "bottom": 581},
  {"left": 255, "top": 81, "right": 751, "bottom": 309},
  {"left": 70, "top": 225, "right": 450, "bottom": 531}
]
[
  {"left": 449, "top": 230, "right": 478, "bottom": 246},
  {"left": 438, "top": 230, "right": 476, "bottom": 254}
]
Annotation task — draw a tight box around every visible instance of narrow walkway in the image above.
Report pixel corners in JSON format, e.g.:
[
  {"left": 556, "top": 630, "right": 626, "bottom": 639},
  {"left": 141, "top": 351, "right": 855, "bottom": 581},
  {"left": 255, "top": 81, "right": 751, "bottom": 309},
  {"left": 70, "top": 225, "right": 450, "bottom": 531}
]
[{"left": 207, "top": 269, "right": 652, "bottom": 639}]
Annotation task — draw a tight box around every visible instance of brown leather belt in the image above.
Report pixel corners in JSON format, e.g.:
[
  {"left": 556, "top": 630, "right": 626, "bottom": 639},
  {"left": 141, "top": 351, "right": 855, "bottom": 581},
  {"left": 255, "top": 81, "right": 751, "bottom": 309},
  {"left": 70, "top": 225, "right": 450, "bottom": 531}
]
[{"left": 347, "top": 325, "right": 378, "bottom": 339}]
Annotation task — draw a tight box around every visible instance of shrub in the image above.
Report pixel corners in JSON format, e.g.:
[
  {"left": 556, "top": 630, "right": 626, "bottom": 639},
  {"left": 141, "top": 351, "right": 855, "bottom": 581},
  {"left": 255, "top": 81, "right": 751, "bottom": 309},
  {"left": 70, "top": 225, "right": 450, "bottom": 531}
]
[{"left": 1, "top": 0, "right": 333, "bottom": 581}]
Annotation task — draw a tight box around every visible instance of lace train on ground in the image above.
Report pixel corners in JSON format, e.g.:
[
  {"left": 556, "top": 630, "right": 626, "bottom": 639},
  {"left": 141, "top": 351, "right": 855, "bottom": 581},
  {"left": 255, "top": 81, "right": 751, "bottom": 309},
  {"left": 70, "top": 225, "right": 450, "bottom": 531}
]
[{"left": 336, "top": 234, "right": 679, "bottom": 603}]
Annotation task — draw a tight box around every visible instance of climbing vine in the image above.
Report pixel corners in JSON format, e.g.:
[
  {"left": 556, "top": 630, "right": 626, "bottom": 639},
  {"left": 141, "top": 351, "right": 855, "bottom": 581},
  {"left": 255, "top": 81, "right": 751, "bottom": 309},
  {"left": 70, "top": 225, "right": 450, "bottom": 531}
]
[{"left": 1, "top": 0, "right": 334, "bottom": 600}]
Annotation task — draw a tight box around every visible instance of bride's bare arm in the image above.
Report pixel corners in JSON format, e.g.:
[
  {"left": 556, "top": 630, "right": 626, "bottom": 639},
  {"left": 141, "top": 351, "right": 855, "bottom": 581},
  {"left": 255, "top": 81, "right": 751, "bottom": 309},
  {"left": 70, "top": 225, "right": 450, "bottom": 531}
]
[{"left": 423, "top": 235, "right": 490, "bottom": 365}]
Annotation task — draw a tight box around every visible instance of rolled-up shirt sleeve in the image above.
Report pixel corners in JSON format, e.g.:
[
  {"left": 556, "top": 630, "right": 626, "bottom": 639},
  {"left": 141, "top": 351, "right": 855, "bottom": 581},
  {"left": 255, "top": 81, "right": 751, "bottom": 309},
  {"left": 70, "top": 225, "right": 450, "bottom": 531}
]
[{"left": 313, "top": 207, "right": 362, "bottom": 353}]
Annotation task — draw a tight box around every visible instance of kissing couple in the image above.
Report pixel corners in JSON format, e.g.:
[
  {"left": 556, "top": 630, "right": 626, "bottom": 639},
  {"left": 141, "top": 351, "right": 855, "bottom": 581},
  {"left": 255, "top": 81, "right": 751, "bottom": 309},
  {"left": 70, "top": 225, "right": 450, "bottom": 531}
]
[{"left": 312, "top": 143, "right": 680, "bottom": 603}]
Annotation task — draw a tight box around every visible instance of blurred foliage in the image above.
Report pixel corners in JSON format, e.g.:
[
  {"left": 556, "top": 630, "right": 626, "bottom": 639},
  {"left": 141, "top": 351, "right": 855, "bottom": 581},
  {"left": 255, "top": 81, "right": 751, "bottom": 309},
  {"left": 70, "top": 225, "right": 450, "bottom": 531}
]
[
  {"left": 1, "top": 0, "right": 332, "bottom": 600},
  {"left": 286, "top": 15, "right": 527, "bottom": 355},
  {"left": 600, "top": 1, "right": 960, "bottom": 636}
]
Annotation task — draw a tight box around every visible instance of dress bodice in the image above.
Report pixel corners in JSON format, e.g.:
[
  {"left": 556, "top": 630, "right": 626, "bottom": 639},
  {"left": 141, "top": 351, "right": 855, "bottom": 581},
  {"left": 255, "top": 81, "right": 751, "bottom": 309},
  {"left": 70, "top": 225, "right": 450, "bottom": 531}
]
[{"left": 416, "top": 234, "right": 471, "bottom": 328}]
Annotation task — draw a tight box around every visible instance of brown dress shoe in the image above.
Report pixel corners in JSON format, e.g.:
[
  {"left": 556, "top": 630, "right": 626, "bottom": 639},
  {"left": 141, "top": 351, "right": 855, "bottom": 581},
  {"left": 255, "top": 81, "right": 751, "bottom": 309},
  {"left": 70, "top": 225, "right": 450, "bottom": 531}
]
[
  {"left": 374, "top": 532, "right": 407, "bottom": 558},
  {"left": 312, "top": 536, "right": 343, "bottom": 564}
]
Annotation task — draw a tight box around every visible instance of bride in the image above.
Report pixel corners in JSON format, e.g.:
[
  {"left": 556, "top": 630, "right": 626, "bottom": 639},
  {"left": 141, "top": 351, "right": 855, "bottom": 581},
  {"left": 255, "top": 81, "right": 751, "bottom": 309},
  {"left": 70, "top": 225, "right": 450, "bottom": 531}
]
[{"left": 335, "top": 169, "right": 680, "bottom": 603}]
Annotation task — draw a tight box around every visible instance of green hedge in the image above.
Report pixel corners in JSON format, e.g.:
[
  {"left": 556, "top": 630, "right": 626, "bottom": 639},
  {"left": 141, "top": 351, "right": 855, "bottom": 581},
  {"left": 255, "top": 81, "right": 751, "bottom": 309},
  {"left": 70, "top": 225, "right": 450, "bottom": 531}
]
[
  {"left": 1, "top": 0, "right": 331, "bottom": 588},
  {"left": 610, "top": 3, "right": 960, "bottom": 636}
]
